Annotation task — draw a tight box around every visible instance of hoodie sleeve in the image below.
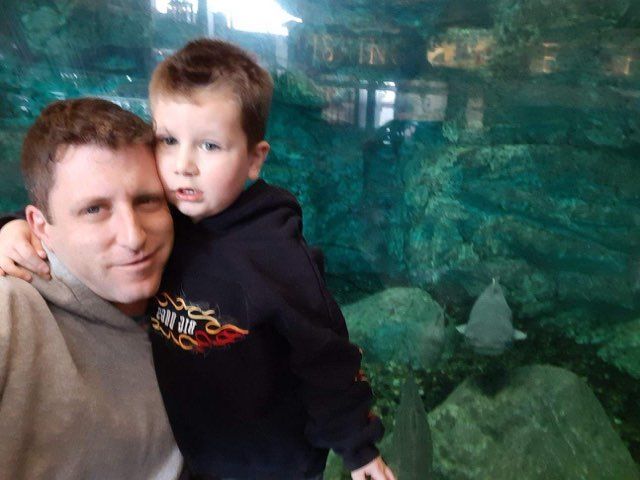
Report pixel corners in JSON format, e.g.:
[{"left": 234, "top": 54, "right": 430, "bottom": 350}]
[
  {"left": 0, "top": 277, "right": 49, "bottom": 397},
  {"left": 254, "top": 232, "right": 384, "bottom": 471},
  {"left": 0, "top": 286, "right": 10, "bottom": 398}
]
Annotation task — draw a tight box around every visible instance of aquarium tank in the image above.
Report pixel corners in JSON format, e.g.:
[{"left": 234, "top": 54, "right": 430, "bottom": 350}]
[{"left": 1, "top": 0, "right": 639, "bottom": 478}]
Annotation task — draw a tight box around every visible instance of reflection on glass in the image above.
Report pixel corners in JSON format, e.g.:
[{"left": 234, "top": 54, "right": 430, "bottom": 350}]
[
  {"left": 427, "top": 28, "right": 494, "bottom": 69},
  {"left": 465, "top": 95, "right": 484, "bottom": 130},
  {"left": 1, "top": 0, "right": 639, "bottom": 477},
  {"left": 530, "top": 41, "right": 560, "bottom": 74},
  {"left": 163, "top": 0, "right": 196, "bottom": 23},
  {"left": 612, "top": 55, "right": 634, "bottom": 76}
]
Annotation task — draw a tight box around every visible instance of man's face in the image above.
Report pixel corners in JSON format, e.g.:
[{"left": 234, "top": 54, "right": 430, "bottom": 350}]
[{"left": 32, "top": 143, "right": 174, "bottom": 315}]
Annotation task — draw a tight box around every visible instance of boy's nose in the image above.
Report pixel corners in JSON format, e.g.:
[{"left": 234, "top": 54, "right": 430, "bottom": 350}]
[{"left": 175, "top": 150, "right": 198, "bottom": 176}]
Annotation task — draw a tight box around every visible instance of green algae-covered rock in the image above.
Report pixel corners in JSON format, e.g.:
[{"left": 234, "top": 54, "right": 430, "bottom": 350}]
[
  {"left": 597, "top": 318, "right": 640, "bottom": 379},
  {"left": 273, "top": 70, "right": 325, "bottom": 108},
  {"left": 19, "top": 0, "right": 152, "bottom": 70},
  {"left": 0, "top": 127, "right": 28, "bottom": 212},
  {"left": 401, "top": 140, "right": 640, "bottom": 316},
  {"left": 342, "top": 287, "right": 446, "bottom": 370},
  {"left": 428, "top": 365, "right": 640, "bottom": 480}
]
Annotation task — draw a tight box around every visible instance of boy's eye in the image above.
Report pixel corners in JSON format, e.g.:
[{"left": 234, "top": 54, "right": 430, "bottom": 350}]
[
  {"left": 202, "top": 141, "right": 220, "bottom": 151},
  {"left": 83, "top": 205, "right": 101, "bottom": 215},
  {"left": 160, "top": 136, "right": 177, "bottom": 146}
]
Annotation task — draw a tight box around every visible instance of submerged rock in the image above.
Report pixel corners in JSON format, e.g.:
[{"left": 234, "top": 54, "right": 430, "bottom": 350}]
[
  {"left": 342, "top": 287, "right": 446, "bottom": 370},
  {"left": 539, "top": 311, "right": 640, "bottom": 380},
  {"left": 597, "top": 318, "right": 640, "bottom": 380},
  {"left": 428, "top": 364, "right": 639, "bottom": 480}
]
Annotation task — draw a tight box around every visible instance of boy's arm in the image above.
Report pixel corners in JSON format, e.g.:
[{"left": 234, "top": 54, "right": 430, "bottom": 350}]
[
  {"left": 351, "top": 456, "right": 396, "bottom": 480},
  {"left": 0, "top": 213, "right": 50, "bottom": 282},
  {"left": 261, "top": 239, "right": 390, "bottom": 475},
  {"left": 0, "top": 285, "right": 8, "bottom": 397}
]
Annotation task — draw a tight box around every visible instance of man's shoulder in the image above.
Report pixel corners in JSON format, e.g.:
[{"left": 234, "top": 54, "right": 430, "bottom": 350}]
[
  {"left": 0, "top": 276, "right": 51, "bottom": 319},
  {"left": 0, "top": 275, "right": 40, "bottom": 295}
]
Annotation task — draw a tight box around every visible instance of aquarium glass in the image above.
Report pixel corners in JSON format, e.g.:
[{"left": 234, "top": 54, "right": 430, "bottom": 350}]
[{"left": 1, "top": 1, "right": 639, "bottom": 478}]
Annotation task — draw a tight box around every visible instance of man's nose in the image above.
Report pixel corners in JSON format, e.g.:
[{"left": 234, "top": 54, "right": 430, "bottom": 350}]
[
  {"left": 175, "top": 148, "right": 198, "bottom": 176},
  {"left": 116, "top": 208, "right": 146, "bottom": 252}
]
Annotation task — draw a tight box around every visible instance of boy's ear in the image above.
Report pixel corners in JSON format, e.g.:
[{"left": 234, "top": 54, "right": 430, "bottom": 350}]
[
  {"left": 248, "top": 140, "right": 270, "bottom": 181},
  {"left": 25, "top": 205, "right": 51, "bottom": 247}
]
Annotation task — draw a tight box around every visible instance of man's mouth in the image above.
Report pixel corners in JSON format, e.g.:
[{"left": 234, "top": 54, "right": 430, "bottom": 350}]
[{"left": 119, "top": 251, "right": 155, "bottom": 268}]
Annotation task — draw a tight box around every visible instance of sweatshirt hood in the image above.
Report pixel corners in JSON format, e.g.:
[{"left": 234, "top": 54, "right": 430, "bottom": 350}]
[{"left": 31, "top": 251, "right": 145, "bottom": 332}]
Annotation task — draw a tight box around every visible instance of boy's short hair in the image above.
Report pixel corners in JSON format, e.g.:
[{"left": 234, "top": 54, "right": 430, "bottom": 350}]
[
  {"left": 149, "top": 38, "right": 273, "bottom": 147},
  {"left": 21, "top": 98, "right": 154, "bottom": 220}
]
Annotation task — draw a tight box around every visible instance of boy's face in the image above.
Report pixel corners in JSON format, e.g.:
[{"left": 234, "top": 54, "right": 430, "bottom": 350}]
[{"left": 152, "top": 89, "right": 269, "bottom": 222}]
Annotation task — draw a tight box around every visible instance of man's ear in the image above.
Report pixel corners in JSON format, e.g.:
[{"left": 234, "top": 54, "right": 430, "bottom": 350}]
[
  {"left": 248, "top": 140, "right": 270, "bottom": 181},
  {"left": 25, "top": 205, "right": 51, "bottom": 248}
]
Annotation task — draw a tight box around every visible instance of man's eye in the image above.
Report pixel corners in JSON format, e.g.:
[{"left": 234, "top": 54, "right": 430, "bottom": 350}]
[{"left": 202, "top": 142, "right": 220, "bottom": 151}]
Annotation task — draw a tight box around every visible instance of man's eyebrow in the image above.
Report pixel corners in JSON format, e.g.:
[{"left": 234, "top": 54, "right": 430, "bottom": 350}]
[{"left": 70, "top": 196, "right": 109, "bottom": 208}]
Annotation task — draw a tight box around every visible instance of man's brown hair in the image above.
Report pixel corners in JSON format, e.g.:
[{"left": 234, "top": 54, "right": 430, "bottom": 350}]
[
  {"left": 21, "top": 97, "right": 154, "bottom": 220},
  {"left": 149, "top": 38, "right": 273, "bottom": 147}
]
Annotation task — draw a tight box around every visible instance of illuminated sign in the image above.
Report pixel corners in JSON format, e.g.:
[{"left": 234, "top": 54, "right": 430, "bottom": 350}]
[{"left": 289, "top": 26, "right": 425, "bottom": 73}]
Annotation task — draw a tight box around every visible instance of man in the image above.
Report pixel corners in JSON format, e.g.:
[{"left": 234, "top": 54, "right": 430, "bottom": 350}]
[{"left": 0, "top": 98, "right": 182, "bottom": 479}]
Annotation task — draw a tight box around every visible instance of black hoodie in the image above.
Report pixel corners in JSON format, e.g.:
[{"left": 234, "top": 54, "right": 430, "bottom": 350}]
[{"left": 149, "top": 179, "right": 383, "bottom": 479}]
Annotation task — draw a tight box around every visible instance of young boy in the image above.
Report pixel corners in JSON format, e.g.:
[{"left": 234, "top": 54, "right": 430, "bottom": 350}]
[{"left": 0, "top": 40, "right": 395, "bottom": 480}]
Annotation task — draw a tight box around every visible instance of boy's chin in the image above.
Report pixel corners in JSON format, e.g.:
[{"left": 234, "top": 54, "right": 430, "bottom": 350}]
[{"left": 171, "top": 202, "right": 212, "bottom": 222}]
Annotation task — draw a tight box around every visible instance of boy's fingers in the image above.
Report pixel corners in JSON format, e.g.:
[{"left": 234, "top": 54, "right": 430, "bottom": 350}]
[
  {"left": 11, "top": 266, "right": 34, "bottom": 283},
  {"left": 34, "top": 259, "right": 50, "bottom": 275},
  {"left": 384, "top": 466, "right": 397, "bottom": 480},
  {"left": 30, "top": 236, "right": 47, "bottom": 260},
  {"left": 0, "top": 259, "right": 33, "bottom": 282},
  {"left": 14, "top": 243, "right": 49, "bottom": 274}
]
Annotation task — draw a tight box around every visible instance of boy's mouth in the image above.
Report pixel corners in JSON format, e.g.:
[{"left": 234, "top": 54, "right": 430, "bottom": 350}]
[{"left": 175, "top": 188, "right": 204, "bottom": 202}]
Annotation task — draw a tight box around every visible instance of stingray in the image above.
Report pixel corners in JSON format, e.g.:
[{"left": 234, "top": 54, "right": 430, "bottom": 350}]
[{"left": 456, "top": 279, "right": 526, "bottom": 355}]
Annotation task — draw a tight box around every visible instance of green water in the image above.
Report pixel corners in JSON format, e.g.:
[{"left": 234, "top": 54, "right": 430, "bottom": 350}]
[{"left": 1, "top": 1, "right": 639, "bottom": 478}]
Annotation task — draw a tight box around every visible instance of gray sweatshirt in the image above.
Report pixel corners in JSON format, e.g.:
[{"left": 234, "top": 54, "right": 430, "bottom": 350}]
[{"left": 0, "top": 254, "right": 182, "bottom": 479}]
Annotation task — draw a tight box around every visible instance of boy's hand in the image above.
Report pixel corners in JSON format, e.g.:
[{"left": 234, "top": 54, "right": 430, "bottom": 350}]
[
  {"left": 351, "top": 456, "right": 396, "bottom": 480},
  {"left": 0, "top": 219, "right": 50, "bottom": 282}
]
